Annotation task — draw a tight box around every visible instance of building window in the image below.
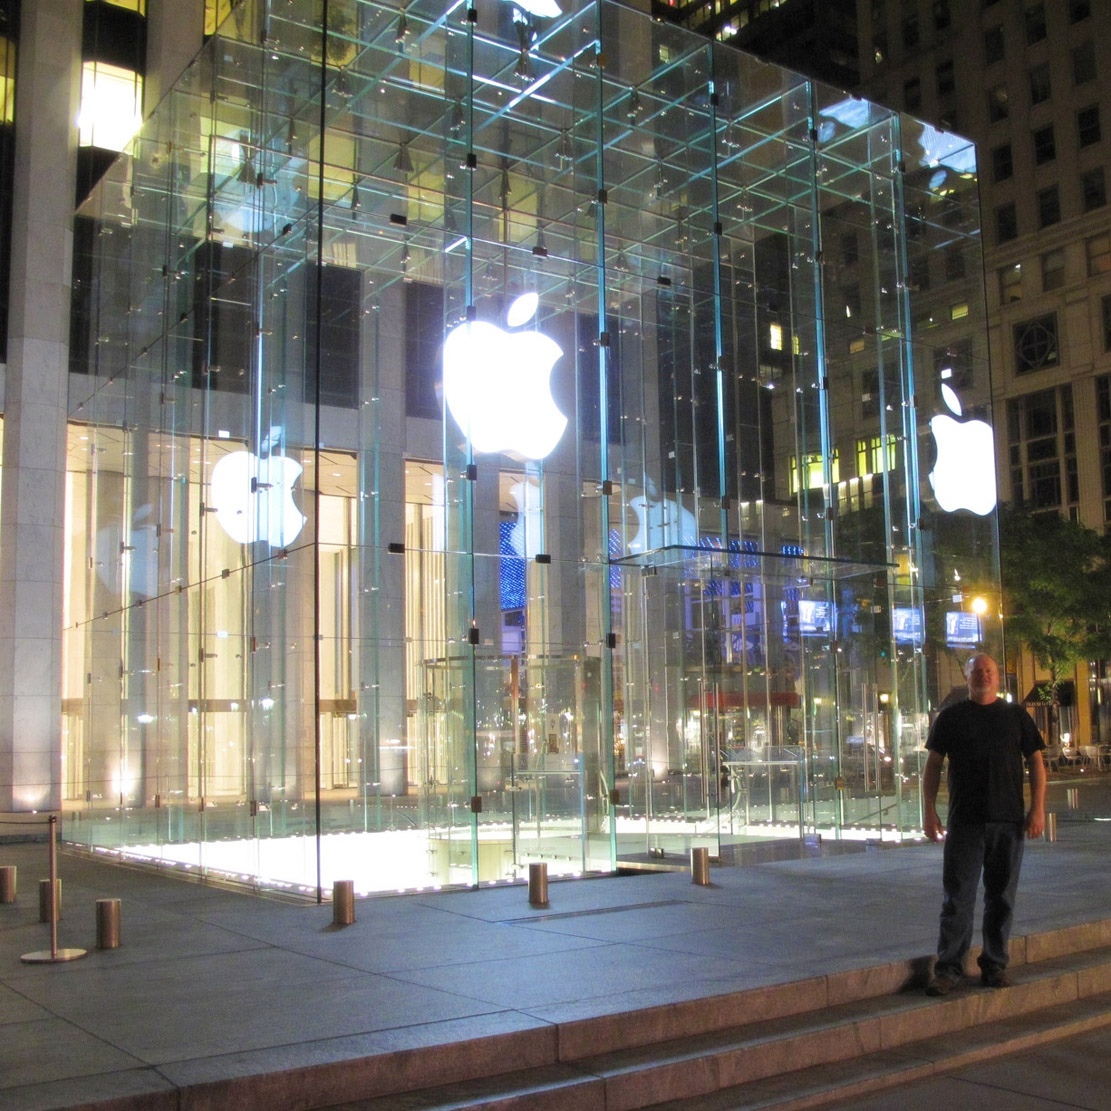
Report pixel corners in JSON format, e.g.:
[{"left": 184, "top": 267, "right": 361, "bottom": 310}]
[
  {"left": 1087, "top": 233, "right": 1111, "bottom": 277},
  {"left": 996, "top": 202, "right": 1018, "bottom": 243},
  {"left": 789, "top": 452, "right": 839, "bottom": 494},
  {"left": 1029, "top": 63, "right": 1050, "bottom": 105},
  {"left": 903, "top": 15, "right": 919, "bottom": 48},
  {"left": 935, "top": 338, "right": 974, "bottom": 389},
  {"left": 945, "top": 246, "right": 966, "bottom": 281},
  {"left": 984, "top": 26, "right": 1004, "bottom": 65},
  {"left": 904, "top": 77, "right": 921, "bottom": 110},
  {"left": 1014, "top": 313, "right": 1059, "bottom": 374},
  {"left": 999, "top": 263, "right": 1023, "bottom": 303},
  {"left": 1104, "top": 295, "right": 1111, "bottom": 351},
  {"left": 988, "top": 84, "right": 1009, "bottom": 122},
  {"left": 1082, "top": 167, "right": 1107, "bottom": 211},
  {"left": 1073, "top": 41, "right": 1096, "bottom": 85},
  {"left": 1007, "top": 386, "right": 1076, "bottom": 512},
  {"left": 1078, "top": 105, "right": 1101, "bottom": 147},
  {"left": 1097, "top": 376, "right": 1111, "bottom": 523},
  {"left": 1042, "top": 249, "right": 1065, "bottom": 291},
  {"left": 991, "top": 143, "right": 1013, "bottom": 182},
  {"left": 873, "top": 31, "right": 887, "bottom": 65},
  {"left": 861, "top": 366, "right": 900, "bottom": 419},
  {"left": 856, "top": 435, "right": 897, "bottom": 477},
  {"left": 1033, "top": 124, "right": 1055, "bottom": 164},
  {"left": 1070, "top": 0, "right": 1091, "bottom": 21},
  {"left": 950, "top": 302, "right": 969, "bottom": 321},
  {"left": 936, "top": 59, "right": 955, "bottom": 96},
  {"left": 1024, "top": 4, "right": 1047, "bottom": 45},
  {"left": 77, "top": 61, "right": 143, "bottom": 152},
  {"left": 934, "top": 0, "right": 951, "bottom": 30},
  {"left": 1037, "top": 185, "right": 1060, "bottom": 228}
]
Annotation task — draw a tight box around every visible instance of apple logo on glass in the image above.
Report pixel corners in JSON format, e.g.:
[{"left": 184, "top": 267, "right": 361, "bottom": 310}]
[
  {"left": 209, "top": 428, "right": 306, "bottom": 546},
  {"left": 628, "top": 489, "right": 698, "bottom": 554},
  {"left": 442, "top": 292, "right": 567, "bottom": 461},
  {"left": 928, "top": 382, "right": 997, "bottom": 516}
]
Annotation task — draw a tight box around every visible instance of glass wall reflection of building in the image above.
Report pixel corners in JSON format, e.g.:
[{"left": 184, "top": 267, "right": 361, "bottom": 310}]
[{"left": 61, "top": 0, "right": 1001, "bottom": 896}]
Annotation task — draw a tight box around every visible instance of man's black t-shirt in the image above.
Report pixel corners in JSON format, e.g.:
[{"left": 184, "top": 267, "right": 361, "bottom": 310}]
[{"left": 926, "top": 698, "right": 1044, "bottom": 825}]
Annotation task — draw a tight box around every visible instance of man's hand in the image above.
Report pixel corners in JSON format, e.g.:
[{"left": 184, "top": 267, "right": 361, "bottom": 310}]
[
  {"left": 924, "top": 809, "right": 945, "bottom": 842},
  {"left": 1025, "top": 805, "right": 1045, "bottom": 840}
]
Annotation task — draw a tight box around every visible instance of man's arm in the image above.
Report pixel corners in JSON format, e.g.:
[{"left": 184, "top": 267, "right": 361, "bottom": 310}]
[
  {"left": 1025, "top": 749, "right": 1046, "bottom": 839},
  {"left": 923, "top": 749, "right": 946, "bottom": 842}
]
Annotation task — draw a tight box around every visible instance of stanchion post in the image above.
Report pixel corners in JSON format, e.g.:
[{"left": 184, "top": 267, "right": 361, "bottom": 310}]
[
  {"left": 691, "top": 846, "right": 711, "bottom": 886},
  {"left": 0, "top": 865, "right": 15, "bottom": 904},
  {"left": 1045, "top": 812, "right": 1058, "bottom": 842},
  {"left": 332, "top": 879, "right": 355, "bottom": 926},
  {"left": 1067, "top": 787, "right": 1079, "bottom": 810},
  {"left": 528, "top": 862, "right": 549, "bottom": 908},
  {"left": 22, "top": 814, "right": 86, "bottom": 963},
  {"left": 96, "top": 898, "right": 121, "bottom": 949}
]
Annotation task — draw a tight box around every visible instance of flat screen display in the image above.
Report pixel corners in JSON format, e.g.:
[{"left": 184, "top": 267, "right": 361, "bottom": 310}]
[{"left": 945, "top": 611, "right": 982, "bottom": 645}]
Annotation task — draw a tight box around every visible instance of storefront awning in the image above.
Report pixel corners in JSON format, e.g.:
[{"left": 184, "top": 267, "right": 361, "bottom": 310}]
[{"left": 1022, "top": 681, "right": 1076, "bottom": 707}]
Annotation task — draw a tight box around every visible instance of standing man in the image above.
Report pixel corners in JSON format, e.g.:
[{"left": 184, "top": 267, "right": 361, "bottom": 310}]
[{"left": 923, "top": 653, "right": 1046, "bottom": 996}]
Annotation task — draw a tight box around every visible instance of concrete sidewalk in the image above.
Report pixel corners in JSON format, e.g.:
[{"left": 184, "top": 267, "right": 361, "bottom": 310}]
[{"left": 2, "top": 802, "right": 1110, "bottom": 1110}]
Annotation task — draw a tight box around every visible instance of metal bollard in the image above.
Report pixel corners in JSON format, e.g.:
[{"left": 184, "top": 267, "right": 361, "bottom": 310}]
[
  {"left": 39, "top": 878, "right": 61, "bottom": 923},
  {"left": 1045, "top": 812, "right": 1058, "bottom": 842},
  {"left": 96, "top": 898, "right": 121, "bottom": 949},
  {"left": 1067, "top": 787, "right": 1079, "bottom": 810},
  {"left": 0, "top": 865, "right": 15, "bottom": 904},
  {"left": 332, "top": 880, "right": 355, "bottom": 926},
  {"left": 691, "top": 846, "right": 711, "bottom": 886},
  {"left": 528, "top": 862, "right": 549, "bottom": 908}
]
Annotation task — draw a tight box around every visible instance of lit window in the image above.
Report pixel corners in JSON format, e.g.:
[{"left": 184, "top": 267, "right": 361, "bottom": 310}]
[
  {"left": 1087, "top": 233, "right": 1111, "bottom": 277},
  {"left": 789, "top": 452, "right": 839, "bottom": 494},
  {"left": 950, "top": 302, "right": 969, "bottom": 321},
  {"left": 77, "top": 61, "right": 142, "bottom": 152},
  {"left": 1042, "top": 249, "right": 1065, "bottom": 291},
  {"left": 769, "top": 323, "right": 783, "bottom": 350},
  {"left": 856, "top": 435, "right": 897, "bottom": 477}
]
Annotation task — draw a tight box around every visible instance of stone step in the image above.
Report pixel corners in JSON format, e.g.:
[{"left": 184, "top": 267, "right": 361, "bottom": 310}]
[{"left": 320, "top": 935, "right": 1111, "bottom": 1111}]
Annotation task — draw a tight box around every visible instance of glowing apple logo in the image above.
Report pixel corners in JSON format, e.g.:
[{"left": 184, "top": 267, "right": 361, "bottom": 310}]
[
  {"left": 442, "top": 292, "right": 567, "bottom": 461},
  {"left": 628, "top": 494, "right": 698, "bottom": 554},
  {"left": 209, "top": 433, "right": 306, "bottom": 546},
  {"left": 928, "top": 383, "right": 997, "bottom": 516}
]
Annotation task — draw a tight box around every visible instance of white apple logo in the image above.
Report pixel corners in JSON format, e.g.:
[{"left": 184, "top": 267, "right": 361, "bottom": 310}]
[
  {"left": 209, "top": 445, "right": 306, "bottom": 546},
  {"left": 628, "top": 494, "right": 698, "bottom": 554},
  {"left": 928, "top": 383, "right": 997, "bottom": 515},
  {"left": 442, "top": 292, "right": 567, "bottom": 460}
]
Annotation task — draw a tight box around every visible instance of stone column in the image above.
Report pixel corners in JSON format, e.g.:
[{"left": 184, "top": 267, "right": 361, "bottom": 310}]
[
  {"left": 145, "top": 0, "right": 205, "bottom": 112},
  {"left": 0, "top": 0, "right": 82, "bottom": 811}
]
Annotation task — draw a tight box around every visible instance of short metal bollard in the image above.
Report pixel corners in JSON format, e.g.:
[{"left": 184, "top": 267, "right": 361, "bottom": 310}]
[
  {"left": 1045, "top": 812, "right": 1058, "bottom": 842},
  {"left": 332, "top": 879, "right": 355, "bottom": 926},
  {"left": 691, "top": 846, "right": 711, "bottom": 886},
  {"left": 528, "top": 862, "right": 549, "bottom": 908},
  {"left": 39, "top": 878, "right": 61, "bottom": 923},
  {"left": 1067, "top": 787, "right": 1079, "bottom": 810},
  {"left": 96, "top": 898, "right": 121, "bottom": 949},
  {"left": 0, "top": 865, "right": 15, "bottom": 904}
]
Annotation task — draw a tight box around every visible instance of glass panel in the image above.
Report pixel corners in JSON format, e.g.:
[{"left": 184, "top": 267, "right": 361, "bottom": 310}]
[{"left": 63, "top": 0, "right": 999, "bottom": 895}]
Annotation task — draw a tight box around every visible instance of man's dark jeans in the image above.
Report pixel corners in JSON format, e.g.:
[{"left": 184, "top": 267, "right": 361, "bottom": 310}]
[{"left": 935, "top": 820, "right": 1025, "bottom": 980}]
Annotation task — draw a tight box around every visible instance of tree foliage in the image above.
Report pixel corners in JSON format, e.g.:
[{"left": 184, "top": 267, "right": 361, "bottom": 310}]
[{"left": 999, "top": 504, "right": 1111, "bottom": 707}]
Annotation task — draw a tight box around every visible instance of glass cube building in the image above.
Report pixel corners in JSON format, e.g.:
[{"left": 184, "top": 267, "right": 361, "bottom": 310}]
[{"left": 61, "top": 0, "right": 1000, "bottom": 896}]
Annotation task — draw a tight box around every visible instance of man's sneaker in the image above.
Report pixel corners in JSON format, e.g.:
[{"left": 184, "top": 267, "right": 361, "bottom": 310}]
[
  {"left": 926, "top": 973, "right": 959, "bottom": 997},
  {"left": 980, "top": 966, "right": 1011, "bottom": 988}
]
